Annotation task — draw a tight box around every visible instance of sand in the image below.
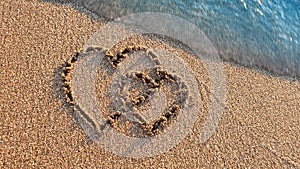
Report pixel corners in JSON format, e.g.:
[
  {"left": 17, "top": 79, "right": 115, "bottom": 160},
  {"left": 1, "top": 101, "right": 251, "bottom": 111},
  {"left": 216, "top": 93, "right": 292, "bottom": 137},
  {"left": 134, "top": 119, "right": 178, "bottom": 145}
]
[{"left": 0, "top": 0, "right": 299, "bottom": 168}]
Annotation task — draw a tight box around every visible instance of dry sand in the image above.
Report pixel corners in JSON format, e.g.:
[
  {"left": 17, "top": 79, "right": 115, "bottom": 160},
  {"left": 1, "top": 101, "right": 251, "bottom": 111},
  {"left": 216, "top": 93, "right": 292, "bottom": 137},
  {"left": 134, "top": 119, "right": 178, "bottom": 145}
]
[{"left": 0, "top": 0, "right": 299, "bottom": 168}]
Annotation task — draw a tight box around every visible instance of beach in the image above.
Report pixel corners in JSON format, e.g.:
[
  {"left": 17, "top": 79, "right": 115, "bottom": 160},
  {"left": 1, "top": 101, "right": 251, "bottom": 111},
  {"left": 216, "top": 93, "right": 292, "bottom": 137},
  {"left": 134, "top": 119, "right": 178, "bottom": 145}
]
[{"left": 0, "top": 0, "right": 299, "bottom": 168}]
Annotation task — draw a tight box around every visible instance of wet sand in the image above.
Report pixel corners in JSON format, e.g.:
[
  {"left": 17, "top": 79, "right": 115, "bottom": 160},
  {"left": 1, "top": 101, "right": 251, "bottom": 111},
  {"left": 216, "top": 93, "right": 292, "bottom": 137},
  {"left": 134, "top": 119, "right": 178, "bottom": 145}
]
[{"left": 0, "top": 0, "right": 299, "bottom": 168}]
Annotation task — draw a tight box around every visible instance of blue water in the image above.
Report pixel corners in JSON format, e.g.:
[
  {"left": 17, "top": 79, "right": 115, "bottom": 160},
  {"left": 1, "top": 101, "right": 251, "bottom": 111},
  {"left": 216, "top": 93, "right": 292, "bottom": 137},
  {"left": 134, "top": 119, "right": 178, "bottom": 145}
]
[
  {"left": 83, "top": 0, "right": 300, "bottom": 78},
  {"left": 165, "top": 0, "right": 300, "bottom": 77}
]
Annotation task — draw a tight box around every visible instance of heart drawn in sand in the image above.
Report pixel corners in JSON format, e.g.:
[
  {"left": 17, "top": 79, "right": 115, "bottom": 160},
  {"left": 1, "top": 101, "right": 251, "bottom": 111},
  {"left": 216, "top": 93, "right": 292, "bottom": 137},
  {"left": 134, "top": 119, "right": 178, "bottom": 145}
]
[{"left": 62, "top": 12, "right": 226, "bottom": 158}]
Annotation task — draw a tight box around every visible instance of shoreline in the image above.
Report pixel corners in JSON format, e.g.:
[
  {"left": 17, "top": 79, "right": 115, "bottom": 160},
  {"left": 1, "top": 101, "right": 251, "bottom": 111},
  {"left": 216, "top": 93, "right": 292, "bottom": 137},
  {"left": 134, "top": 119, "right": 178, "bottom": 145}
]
[{"left": 48, "top": 0, "right": 300, "bottom": 80}]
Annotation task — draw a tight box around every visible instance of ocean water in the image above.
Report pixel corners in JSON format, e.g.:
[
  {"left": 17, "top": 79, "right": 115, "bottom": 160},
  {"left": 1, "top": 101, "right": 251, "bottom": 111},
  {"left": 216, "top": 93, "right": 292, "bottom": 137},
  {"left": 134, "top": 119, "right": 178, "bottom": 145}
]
[{"left": 81, "top": 0, "right": 300, "bottom": 78}]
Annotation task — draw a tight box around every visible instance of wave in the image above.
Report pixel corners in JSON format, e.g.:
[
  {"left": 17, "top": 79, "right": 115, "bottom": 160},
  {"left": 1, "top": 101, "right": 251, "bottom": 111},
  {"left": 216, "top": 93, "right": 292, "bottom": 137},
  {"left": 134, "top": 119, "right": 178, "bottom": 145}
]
[{"left": 81, "top": 0, "right": 300, "bottom": 78}]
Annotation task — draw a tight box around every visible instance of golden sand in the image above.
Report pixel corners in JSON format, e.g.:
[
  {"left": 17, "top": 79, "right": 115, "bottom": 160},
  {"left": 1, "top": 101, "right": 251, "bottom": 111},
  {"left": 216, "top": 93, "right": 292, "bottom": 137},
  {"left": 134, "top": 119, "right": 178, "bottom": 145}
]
[{"left": 0, "top": 0, "right": 299, "bottom": 168}]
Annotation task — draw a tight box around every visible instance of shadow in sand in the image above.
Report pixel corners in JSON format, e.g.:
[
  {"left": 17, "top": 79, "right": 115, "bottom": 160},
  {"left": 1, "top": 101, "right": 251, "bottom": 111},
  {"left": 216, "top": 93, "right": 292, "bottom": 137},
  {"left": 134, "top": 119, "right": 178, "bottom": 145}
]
[
  {"left": 51, "top": 57, "right": 95, "bottom": 145},
  {"left": 52, "top": 59, "right": 72, "bottom": 111}
]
